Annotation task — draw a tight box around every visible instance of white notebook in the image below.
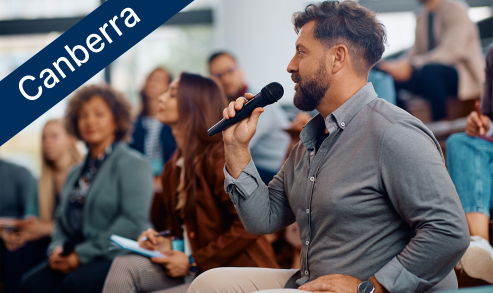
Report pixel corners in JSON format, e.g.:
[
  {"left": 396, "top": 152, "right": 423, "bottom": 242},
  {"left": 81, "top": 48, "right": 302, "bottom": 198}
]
[{"left": 110, "top": 235, "right": 166, "bottom": 258}]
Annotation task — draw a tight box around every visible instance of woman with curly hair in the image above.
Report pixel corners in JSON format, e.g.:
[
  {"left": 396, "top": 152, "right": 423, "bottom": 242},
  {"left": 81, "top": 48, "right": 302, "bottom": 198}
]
[
  {"left": 19, "top": 85, "right": 154, "bottom": 293},
  {"left": 102, "top": 73, "right": 278, "bottom": 293}
]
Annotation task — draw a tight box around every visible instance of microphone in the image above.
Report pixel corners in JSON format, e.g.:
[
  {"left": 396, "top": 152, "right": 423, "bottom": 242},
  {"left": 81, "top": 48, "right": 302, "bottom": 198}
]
[{"left": 208, "top": 82, "right": 284, "bottom": 136}]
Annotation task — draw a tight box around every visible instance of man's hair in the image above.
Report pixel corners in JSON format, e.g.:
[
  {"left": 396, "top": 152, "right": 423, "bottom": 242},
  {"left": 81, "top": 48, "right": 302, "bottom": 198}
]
[
  {"left": 292, "top": 0, "right": 386, "bottom": 71},
  {"left": 208, "top": 51, "right": 237, "bottom": 65}
]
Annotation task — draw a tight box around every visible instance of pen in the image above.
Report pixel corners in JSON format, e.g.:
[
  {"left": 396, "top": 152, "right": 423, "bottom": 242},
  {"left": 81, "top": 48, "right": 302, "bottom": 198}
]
[
  {"left": 141, "top": 230, "right": 171, "bottom": 242},
  {"left": 475, "top": 99, "right": 484, "bottom": 133}
]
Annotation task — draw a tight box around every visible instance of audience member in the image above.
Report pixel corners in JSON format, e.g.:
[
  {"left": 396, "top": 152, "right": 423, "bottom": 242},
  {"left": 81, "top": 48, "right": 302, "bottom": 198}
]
[
  {"left": 208, "top": 52, "right": 290, "bottom": 184},
  {"left": 0, "top": 160, "right": 35, "bottom": 219},
  {"left": 379, "top": 0, "right": 484, "bottom": 121},
  {"left": 1, "top": 120, "right": 82, "bottom": 293},
  {"left": 129, "top": 68, "right": 177, "bottom": 182},
  {"left": 22, "top": 119, "right": 82, "bottom": 238},
  {"left": 19, "top": 85, "right": 153, "bottom": 293},
  {"left": 189, "top": 1, "right": 469, "bottom": 292},
  {"left": 102, "top": 72, "right": 278, "bottom": 293},
  {"left": 0, "top": 160, "right": 36, "bottom": 293},
  {"left": 446, "top": 45, "right": 493, "bottom": 284}
]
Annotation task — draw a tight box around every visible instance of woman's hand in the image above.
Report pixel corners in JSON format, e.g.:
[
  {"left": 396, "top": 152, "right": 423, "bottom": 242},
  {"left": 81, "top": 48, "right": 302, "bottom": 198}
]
[
  {"left": 290, "top": 113, "right": 312, "bottom": 132},
  {"left": 48, "top": 246, "right": 80, "bottom": 273},
  {"left": 151, "top": 250, "right": 190, "bottom": 278},
  {"left": 378, "top": 60, "right": 413, "bottom": 82},
  {"left": 0, "top": 228, "right": 25, "bottom": 251},
  {"left": 17, "top": 217, "right": 54, "bottom": 242},
  {"left": 465, "top": 111, "right": 491, "bottom": 136},
  {"left": 138, "top": 228, "right": 172, "bottom": 252}
]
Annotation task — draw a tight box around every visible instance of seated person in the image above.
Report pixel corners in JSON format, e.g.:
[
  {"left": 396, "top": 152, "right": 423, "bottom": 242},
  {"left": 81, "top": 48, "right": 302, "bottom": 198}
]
[
  {"left": 0, "top": 160, "right": 36, "bottom": 293},
  {"left": 1, "top": 119, "right": 81, "bottom": 293},
  {"left": 379, "top": 0, "right": 484, "bottom": 121},
  {"left": 102, "top": 72, "right": 278, "bottom": 293},
  {"left": 19, "top": 85, "right": 154, "bottom": 293},
  {"left": 189, "top": 1, "right": 469, "bottom": 292},
  {"left": 208, "top": 51, "right": 291, "bottom": 184},
  {"left": 129, "top": 67, "right": 177, "bottom": 188},
  {"left": 446, "top": 44, "right": 493, "bottom": 284}
]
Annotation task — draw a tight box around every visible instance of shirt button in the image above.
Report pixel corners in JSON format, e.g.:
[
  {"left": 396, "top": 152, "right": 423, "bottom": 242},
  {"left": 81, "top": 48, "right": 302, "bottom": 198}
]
[
  {"left": 305, "top": 240, "right": 310, "bottom": 245},
  {"left": 340, "top": 121, "right": 346, "bottom": 127},
  {"left": 310, "top": 177, "right": 315, "bottom": 182},
  {"left": 304, "top": 270, "right": 309, "bottom": 276},
  {"left": 306, "top": 209, "right": 309, "bottom": 213}
]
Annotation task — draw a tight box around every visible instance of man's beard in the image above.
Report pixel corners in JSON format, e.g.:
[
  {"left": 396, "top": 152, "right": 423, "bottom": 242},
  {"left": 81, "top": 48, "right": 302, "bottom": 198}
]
[{"left": 292, "top": 61, "right": 329, "bottom": 112}]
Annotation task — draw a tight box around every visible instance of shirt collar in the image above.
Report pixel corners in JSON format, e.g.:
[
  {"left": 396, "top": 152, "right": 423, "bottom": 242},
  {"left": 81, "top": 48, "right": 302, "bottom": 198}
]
[{"left": 300, "top": 82, "right": 378, "bottom": 150}]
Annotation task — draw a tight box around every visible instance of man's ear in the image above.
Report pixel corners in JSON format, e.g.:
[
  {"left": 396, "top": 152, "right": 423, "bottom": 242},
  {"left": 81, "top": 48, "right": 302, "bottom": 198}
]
[{"left": 330, "top": 44, "right": 349, "bottom": 74}]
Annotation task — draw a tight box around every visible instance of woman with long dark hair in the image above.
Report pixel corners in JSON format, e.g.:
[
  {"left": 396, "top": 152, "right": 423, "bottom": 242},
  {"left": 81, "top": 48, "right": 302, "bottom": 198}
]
[{"left": 102, "top": 72, "right": 278, "bottom": 293}]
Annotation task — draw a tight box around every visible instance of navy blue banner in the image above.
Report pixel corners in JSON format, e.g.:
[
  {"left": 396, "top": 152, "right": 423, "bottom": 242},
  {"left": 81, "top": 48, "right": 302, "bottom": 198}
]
[{"left": 0, "top": 0, "right": 194, "bottom": 146}]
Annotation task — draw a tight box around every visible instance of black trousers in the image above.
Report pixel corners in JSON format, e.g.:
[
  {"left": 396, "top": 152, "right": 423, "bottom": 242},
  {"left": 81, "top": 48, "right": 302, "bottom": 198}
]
[
  {"left": 395, "top": 63, "right": 458, "bottom": 121},
  {"left": 18, "top": 259, "right": 112, "bottom": 293},
  {"left": 1, "top": 238, "right": 50, "bottom": 293}
]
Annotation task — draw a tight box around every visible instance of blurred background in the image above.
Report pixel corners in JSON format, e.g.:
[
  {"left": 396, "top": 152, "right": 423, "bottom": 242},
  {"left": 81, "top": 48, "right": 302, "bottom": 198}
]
[{"left": 0, "top": 0, "right": 492, "bottom": 176}]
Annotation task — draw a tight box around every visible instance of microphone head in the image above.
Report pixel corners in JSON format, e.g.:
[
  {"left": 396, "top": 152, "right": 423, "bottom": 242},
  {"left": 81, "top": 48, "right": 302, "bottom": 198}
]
[{"left": 261, "top": 82, "right": 284, "bottom": 104}]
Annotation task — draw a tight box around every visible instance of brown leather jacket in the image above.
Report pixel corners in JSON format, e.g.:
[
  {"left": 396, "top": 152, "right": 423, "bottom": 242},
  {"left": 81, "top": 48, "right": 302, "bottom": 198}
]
[{"left": 151, "top": 151, "right": 279, "bottom": 271}]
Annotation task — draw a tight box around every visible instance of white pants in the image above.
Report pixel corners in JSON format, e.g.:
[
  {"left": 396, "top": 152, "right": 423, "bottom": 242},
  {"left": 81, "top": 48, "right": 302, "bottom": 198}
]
[{"left": 188, "top": 267, "right": 301, "bottom": 293}]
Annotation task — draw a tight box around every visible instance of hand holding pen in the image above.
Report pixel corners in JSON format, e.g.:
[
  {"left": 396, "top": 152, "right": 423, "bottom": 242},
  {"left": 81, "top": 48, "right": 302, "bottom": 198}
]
[
  {"left": 138, "top": 228, "right": 172, "bottom": 252},
  {"left": 141, "top": 230, "right": 171, "bottom": 241}
]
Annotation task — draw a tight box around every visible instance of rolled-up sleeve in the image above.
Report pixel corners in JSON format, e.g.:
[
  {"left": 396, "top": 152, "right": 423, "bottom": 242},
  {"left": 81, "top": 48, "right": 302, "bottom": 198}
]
[
  {"left": 224, "top": 159, "right": 262, "bottom": 200},
  {"left": 224, "top": 159, "right": 295, "bottom": 235},
  {"left": 375, "top": 120, "right": 470, "bottom": 292}
]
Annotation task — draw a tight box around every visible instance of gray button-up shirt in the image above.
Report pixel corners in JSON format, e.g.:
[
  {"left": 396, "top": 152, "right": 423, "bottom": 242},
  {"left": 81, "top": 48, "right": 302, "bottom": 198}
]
[{"left": 224, "top": 83, "right": 469, "bottom": 293}]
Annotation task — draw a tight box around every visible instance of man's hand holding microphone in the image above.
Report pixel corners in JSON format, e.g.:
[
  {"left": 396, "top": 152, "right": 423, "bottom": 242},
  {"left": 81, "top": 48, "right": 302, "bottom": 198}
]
[
  {"left": 208, "top": 82, "right": 284, "bottom": 179},
  {"left": 222, "top": 93, "right": 264, "bottom": 179}
]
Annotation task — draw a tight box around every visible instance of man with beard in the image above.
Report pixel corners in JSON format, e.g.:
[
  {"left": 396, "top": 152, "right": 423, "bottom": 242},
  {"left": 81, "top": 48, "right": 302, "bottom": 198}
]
[
  {"left": 188, "top": 1, "right": 469, "bottom": 293},
  {"left": 379, "top": 0, "right": 484, "bottom": 121}
]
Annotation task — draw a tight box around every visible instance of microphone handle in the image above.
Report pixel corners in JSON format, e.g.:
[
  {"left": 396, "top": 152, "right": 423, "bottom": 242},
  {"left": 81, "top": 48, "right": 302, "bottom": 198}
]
[{"left": 208, "top": 93, "right": 268, "bottom": 136}]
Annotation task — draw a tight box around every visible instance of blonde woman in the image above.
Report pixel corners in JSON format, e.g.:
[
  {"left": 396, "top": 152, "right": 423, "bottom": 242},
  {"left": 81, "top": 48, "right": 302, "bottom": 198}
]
[
  {"left": 19, "top": 119, "right": 82, "bottom": 242},
  {"left": 1, "top": 120, "right": 81, "bottom": 293}
]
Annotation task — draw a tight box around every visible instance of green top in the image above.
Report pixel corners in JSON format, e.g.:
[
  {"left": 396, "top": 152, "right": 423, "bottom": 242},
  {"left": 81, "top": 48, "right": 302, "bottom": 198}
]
[{"left": 24, "top": 185, "right": 39, "bottom": 218}]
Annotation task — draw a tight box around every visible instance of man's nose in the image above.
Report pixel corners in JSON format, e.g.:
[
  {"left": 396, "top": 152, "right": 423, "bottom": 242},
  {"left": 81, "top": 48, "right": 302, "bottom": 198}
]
[{"left": 287, "top": 56, "right": 298, "bottom": 74}]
